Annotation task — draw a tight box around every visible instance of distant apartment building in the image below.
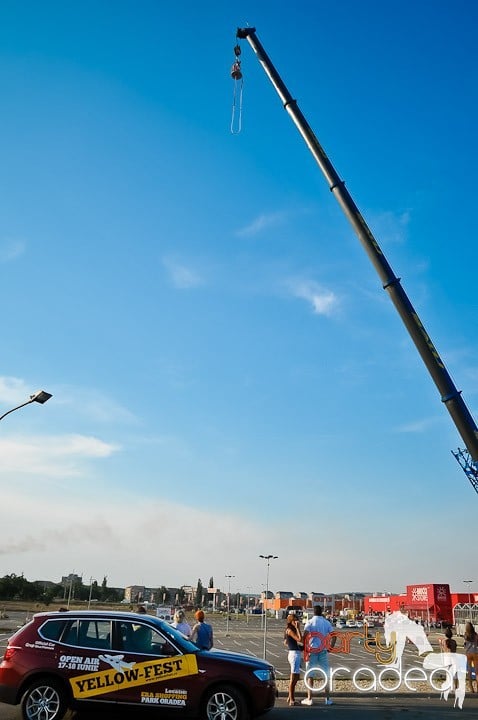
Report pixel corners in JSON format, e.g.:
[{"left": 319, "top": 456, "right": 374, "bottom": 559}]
[{"left": 124, "top": 585, "right": 146, "bottom": 604}]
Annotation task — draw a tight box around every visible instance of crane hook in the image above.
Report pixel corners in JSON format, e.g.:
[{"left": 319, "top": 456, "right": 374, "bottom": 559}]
[{"left": 230, "top": 44, "right": 243, "bottom": 133}]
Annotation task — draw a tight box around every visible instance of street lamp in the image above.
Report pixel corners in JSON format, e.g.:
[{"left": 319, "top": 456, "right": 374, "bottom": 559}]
[
  {"left": 246, "top": 586, "right": 252, "bottom": 625},
  {"left": 464, "top": 580, "right": 473, "bottom": 606},
  {"left": 259, "top": 554, "right": 278, "bottom": 660},
  {"left": 225, "top": 574, "right": 235, "bottom": 635},
  {"left": 87, "top": 577, "right": 93, "bottom": 609},
  {"left": 0, "top": 390, "right": 52, "bottom": 422}
]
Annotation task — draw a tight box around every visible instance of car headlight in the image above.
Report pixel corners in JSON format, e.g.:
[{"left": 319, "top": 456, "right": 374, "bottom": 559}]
[{"left": 253, "top": 669, "right": 273, "bottom": 682}]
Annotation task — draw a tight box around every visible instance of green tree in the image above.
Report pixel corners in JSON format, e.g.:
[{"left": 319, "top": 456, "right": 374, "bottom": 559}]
[
  {"left": 195, "top": 579, "right": 203, "bottom": 607},
  {"left": 100, "top": 576, "right": 108, "bottom": 601},
  {"left": 90, "top": 580, "right": 100, "bottom": 601},
  {"left": 158, "top": 586, "right": 169, "bottom": 605},
  {"left": 0, "top": 574, "right": 61, "bottom": 602}
]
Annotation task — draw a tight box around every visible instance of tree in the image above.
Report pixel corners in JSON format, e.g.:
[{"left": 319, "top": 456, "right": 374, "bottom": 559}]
[
  {"left": 195, "top": 579, "right": 203, "bottom": 607},
  {"left": 158, "top": 586, "right": 169, "bottom": 605},
  {"left": 0, "top": 574, "right": 61, "bottom": 602},
  {"left": 90, "top": 580, "right": 100, "bottom": 601},
  {"left": 100, "top": 576, "right": 108, "bottom": 601}
]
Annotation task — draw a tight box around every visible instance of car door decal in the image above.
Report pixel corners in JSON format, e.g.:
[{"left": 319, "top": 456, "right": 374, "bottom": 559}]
[{"left": 69, "top": 653, "right": 199, "bottom": 699}]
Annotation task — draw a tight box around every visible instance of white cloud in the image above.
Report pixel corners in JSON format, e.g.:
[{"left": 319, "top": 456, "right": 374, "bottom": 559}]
[
  {"left": 0, "top": 487, "right": 467, "bottom": 594},
  {"left": 0, "top": 491, "right": 283, "bottom": 587},
  {"left": 370, "top": 210, "right": 410, "bottom": 245},
  {"left": 55, "top": 386, "right": 138, "bottom": 425},
  {"left": 288, "top": 279, "right": 339, "bottom": 316},
  {"left": 0, "top": 377, "right": 33, "bottom": 405},
  {"left": 395, "top": 417, "right": 438, "bottom": 433},
  {"left": 236, "top": 211, "right": 286, "bottom": 237},
  {"left": 0, "top": 238, "right": 26, "bottom": 262},
  {"left": 0, "top": 434, "right": 119, "bottom": 477},
  {"left": 162, "top": 257, "right": 203, "bottom": 289},
  {"left": 0, "top": 378, "right": 137, "bottom": 426}
]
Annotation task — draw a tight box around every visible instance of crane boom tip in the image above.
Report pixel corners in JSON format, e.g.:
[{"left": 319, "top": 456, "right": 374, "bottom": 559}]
[{"left": 236, "top": 27, "right": 256, "bottom": 39}]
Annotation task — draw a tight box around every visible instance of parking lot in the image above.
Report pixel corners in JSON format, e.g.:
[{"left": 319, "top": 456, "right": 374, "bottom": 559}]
[
  {"left": 2, "top": 609, "right": 478, "bottom": 719},
  {"left": 209, "top": 613, "right": 450, "bottom": 681},
  {"left": 0, "top": 609, "right": 469, "bottom": 682}
]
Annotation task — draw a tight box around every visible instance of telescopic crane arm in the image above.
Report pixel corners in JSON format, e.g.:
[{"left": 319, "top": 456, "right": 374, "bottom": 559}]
[{"left": 237, "top": 26, "right": 478, "bottom": 488}]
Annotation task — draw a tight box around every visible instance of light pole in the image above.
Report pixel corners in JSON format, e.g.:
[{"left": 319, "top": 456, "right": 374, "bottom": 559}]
[
  {"left": 246, "top": 586, "right": 252, "bottom": 625},
  {"left": 259, "top": 554, "right": 278, "bottom": 660},
  {"left": 464, "top": 580, "right": 473, "bottom": 606},
  {"left": 0, "top": 390, "right": 52, "bottom": 422},
  {"left": 225, "top": 574, "right": 235, "bottom": 635},
  {"left": 87, "top": 577, "right": 93, "bottom": 609},
  {"left": 67, "top": 576, "right": 74, "bottom": 609}
]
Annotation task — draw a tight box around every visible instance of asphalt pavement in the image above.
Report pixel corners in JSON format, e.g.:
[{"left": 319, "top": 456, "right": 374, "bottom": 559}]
[{"left": 1, "top": 695, "right": 477, "bottom": 719}]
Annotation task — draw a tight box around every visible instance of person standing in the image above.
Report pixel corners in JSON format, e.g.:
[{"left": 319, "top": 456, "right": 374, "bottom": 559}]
[
  {"left": 284, "top": 613, "right": 302, "bottom": 705},
  {"left": 440, "top": 626, "right": 457, "bottom": 653},
  {"left": 190, "top": 610, "right": 214, "bottom": 650},
  {"left": 171, "top": 609, "right": 192, "bottom": 638},
  {"left": 439, "top": 627, "right": 459, "bottom": 694},
  {"left": 464, "top": 621, "right": 478, "bottom": 693},
  {"left": 301, "top": 605, "right": 336, "bottom": 706}
]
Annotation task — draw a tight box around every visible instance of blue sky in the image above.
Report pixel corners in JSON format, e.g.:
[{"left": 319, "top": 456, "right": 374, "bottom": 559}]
[{"left": 1, "top": 0, "right": 477, "bottom": 598}]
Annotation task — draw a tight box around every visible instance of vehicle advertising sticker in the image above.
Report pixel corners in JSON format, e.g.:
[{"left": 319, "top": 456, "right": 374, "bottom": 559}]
[
  {"left": 70, "top": 653, "right": 198, "bottom": 699},
  {"left": 141, "top": 688, "right": 188, "bottom": 706}
]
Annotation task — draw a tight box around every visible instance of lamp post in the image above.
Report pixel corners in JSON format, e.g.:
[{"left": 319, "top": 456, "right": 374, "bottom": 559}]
[
  {"left": 87, "top": 577, "right": 93, "bottom": 609},
  {"left": 0, "top": 390, "right": 52, "bottom": 422},
  {"left": 259, "top": 554, "right": 278, "bottom": 660},
  {"left": 225, "top": 574, "right": 235, "bottom": 635},
  {"left": 246, "top": 586, "right": 252, "bottom": 625},
  {"left": 464, "top": 579, "right": 473, "bottom": 606},
  {"left": 426, "top": 588, "right": 431, "bottom": 631}
]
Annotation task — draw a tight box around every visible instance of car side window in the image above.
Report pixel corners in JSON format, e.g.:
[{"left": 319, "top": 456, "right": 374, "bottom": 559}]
[
  {"left": 63, "top": 619, "right": 111, "bottom": 650},
  {"left": 39, "top": 619, "right": 69, "bottom": 641},
  {"left": 118, "top": 621, "right": 177, "bottom": 656}
]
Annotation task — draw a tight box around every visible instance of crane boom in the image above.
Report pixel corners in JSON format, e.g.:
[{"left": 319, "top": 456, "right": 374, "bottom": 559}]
[{"left": 237, "top": 26, "right": 478, "bottom": 478}]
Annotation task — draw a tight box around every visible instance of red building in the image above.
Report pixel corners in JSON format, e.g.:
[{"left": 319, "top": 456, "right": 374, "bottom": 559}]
[
  {"left": 364, "top": 594, "right": 405, "bottom": 615},
  {"left": 364, "top": 584, "right": 453, "bottom": 625},
  {"left": 406, "top": 584, "right": 452, "bottom": 624},
  {"left": 450, "top": 591, "right": 478, "bottom": 606}
]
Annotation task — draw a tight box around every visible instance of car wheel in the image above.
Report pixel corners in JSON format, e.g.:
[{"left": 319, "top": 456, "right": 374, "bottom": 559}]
[
  {"left": 204, "top": 684, "right": 248, "bottom": 720},
  {"left": 21, "top": 677, "right": 67, "bottom": 720}
]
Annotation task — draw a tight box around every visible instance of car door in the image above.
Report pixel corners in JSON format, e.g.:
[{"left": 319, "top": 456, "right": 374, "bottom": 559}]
[
  {"left": 59, "top": 617, "right": 120, "bottom": 705},
  {"left": 92, "top": 619, "right": 201, "bottom": 710}
]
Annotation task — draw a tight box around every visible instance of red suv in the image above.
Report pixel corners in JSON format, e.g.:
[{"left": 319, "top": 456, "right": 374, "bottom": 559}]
[{"left": 0, "top": 610, "right": 276, "bottom": 720}]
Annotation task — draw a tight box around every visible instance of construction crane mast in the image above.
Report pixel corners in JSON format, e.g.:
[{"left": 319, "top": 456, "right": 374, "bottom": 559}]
[{"left": 236, "top": 26, "right": 478, "bottom": 493}]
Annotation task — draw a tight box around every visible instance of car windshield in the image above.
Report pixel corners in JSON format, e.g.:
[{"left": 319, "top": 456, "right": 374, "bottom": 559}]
[{"left": 148, "top": 616, "right": 199, "bottom": 653}]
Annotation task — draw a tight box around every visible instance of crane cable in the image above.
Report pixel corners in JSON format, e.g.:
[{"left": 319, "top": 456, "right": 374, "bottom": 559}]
[{"left": 230, "top": 43, "right": 243, "bottom": 134}]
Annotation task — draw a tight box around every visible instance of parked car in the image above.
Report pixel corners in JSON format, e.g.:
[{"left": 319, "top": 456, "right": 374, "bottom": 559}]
[
  {"left": 346, "top": 619, "right": 356, "bottom": 628},
  {"left": 335, "top": 619, "right": 346, "bottom": 629},
  {"left": 0, "top": 610, "right": 276, "bottom": 720}
]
